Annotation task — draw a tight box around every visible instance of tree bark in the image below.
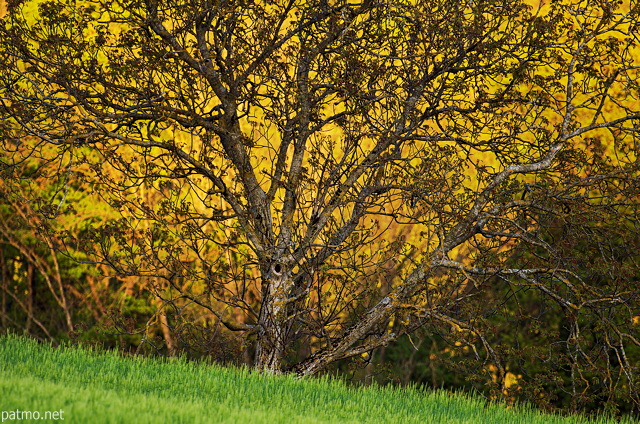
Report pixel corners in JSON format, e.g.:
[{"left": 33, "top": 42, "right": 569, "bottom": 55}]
[{"left": 254, "top": 262, "right": 296, "bottom": 373}]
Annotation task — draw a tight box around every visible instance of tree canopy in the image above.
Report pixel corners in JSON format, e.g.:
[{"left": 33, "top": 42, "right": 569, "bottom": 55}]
[{"left": 2, "top": 0, "right": 640, "bottom": 413}]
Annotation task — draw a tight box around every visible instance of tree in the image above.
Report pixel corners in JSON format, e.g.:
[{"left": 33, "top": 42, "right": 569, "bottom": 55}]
[{"left": 1, "top": 0, "right": 639, "bottom": 406}]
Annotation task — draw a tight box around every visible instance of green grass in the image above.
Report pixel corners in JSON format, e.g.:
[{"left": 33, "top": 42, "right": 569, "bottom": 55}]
[{"left": 0, "top": 334, "right": 630, "bottom": 423}]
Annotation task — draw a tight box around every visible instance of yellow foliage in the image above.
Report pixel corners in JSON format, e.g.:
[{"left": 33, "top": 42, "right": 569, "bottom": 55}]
[{"left": 504, "top": 372, "right": 520, "bottom": 389}]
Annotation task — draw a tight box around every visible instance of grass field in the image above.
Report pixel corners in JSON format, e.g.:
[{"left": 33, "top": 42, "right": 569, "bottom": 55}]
[{"left": 0, "top": 334, "right": 630, "bottom": 423}]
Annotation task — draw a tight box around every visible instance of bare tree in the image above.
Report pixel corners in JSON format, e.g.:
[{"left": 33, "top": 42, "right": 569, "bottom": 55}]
[{"left": 2, "top": 0, "right": 639, "bottom": 405}]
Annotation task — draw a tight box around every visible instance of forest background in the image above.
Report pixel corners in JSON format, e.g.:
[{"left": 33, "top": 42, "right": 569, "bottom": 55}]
[{"left": 1, "top": 0, "right": 640, "bottom": 418}]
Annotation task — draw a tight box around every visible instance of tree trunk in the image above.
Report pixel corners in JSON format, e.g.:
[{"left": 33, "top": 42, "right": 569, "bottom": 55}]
[
  {"left": 254, "top": 262, "right": 295, "bottom": 373},
  {"left": 254, "top": 330, "right": 285, "bottom": 373},
  {"left": 25, "top": 262, "right": 34, "bottom": 333},
  {"left": 255, "top": 301, "right": 288, "bottom": 373},
  {"left": 155, "top": 297, "right": 175, "bottom": 356}
]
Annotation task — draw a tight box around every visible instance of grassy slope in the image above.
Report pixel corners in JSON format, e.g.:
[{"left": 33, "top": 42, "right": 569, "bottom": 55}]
[{"left": 0, "top": 335, "right": 626, "bottom": 424}]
